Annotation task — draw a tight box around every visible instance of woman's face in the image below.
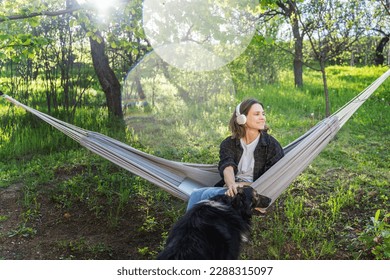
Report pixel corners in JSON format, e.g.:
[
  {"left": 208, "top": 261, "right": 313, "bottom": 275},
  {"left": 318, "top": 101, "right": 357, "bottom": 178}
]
[{"left": 245, "top": 103, "right": 266, "bottom": 130}]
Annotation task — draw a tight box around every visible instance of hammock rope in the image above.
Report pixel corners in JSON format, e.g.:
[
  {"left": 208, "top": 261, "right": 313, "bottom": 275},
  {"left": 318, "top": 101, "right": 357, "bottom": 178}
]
[{"left": 2, "top": 69, "right": 389, "bottom": 203}]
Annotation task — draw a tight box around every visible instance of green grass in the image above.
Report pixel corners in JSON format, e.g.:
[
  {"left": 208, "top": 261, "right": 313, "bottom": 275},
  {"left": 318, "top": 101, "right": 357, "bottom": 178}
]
[{"left": 0, "top": 65, "right": 389, "bottom": 259}]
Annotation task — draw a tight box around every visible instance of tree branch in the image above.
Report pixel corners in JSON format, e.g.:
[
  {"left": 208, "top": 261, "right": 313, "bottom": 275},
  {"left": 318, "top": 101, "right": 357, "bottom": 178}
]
[
  {"left": 0, "top": 7, "right": 82, "bottom": 23},
  {"left": 380, "top": 0, "right": 390, "bottom": 15},
  {"left": 373, "top": 28, "right": 390, "bottom": 37},
  {"left": 274, "top": 43, "right": 320, "bottom": 71}
]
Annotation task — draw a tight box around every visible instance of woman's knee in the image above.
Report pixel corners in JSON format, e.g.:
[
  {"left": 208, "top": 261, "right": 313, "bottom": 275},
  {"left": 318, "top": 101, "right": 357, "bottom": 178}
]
[{"left": 200, "top": 187, "right": 225, "bottom": 200}]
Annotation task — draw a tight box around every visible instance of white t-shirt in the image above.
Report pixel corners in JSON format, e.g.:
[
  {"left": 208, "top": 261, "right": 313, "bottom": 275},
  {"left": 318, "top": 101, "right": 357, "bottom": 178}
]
[{"left": 236, "top": 134, "right": 260, "bottom": 182}]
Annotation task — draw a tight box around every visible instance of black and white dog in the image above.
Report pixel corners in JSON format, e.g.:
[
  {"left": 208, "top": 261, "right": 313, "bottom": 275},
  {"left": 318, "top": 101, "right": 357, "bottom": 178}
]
[{"left": 157, "top": 186, "right": 271, "bottom": 260}]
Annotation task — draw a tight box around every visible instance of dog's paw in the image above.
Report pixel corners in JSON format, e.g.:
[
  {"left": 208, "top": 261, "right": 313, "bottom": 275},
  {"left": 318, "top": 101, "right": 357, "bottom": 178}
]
[{"left": 253, "top": 207, "right": 268, "bottom": 217}]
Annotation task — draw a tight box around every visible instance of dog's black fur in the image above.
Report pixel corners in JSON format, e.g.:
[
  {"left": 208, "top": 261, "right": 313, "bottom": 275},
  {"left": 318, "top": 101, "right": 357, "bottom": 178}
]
[{"left": 157, "top": 186, "right": 271, "bottom": 260}]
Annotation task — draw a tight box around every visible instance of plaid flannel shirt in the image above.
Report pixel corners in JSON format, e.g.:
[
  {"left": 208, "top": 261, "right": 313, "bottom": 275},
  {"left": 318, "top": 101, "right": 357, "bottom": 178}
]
[{"left": 215, "top": 131, "right": 284, "bottom": 187}]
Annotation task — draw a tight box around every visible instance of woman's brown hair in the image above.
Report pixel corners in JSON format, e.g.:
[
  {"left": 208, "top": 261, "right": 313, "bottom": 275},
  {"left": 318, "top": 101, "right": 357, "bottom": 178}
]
[{"left": 229, "top": 98, "right": 268, "bottom": 139}]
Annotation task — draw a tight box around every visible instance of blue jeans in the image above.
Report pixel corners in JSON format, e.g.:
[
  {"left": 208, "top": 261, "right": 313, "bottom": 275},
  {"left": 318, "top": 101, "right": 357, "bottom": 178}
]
[{"left": 186, "top": 187, "right": 226, "bottom": 211}]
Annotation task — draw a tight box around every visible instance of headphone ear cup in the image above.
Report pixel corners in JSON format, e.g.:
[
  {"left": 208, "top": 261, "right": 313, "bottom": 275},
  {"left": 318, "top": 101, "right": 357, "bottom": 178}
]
[
  {"left": 235, "top": 103, "right": 247, "bottom": 125},
  {"left": 236, "top": 114, "right": 247, "bottom": 125}
]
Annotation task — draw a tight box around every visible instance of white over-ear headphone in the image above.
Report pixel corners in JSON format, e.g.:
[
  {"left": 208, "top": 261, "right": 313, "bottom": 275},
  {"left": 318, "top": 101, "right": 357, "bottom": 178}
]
[{"left": 235, "top": 103, "right": 246, "bottom": 125}]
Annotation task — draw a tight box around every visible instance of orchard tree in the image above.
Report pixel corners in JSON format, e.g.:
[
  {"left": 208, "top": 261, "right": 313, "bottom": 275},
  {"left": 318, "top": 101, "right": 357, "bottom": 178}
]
[
  {"left": 255, "top": 0, "right": 306, "bottom": 87},
  {"left": 275, "top": 0, "right": 305, "bottom": 88},
  {"left": 371, "top": 0, "right": 390, "bottom": 65},
  {"left": 0, "top": 0, "right": 147, "bottom": 118},
  {"left": 297, "top": 0, "right": 369, "bottom": 116}
]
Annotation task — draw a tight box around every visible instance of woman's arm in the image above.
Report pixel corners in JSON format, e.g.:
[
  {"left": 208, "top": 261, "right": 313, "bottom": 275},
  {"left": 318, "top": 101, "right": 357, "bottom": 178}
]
[{"left": 223, "top": 166, "right": 240, "bottom": 196}]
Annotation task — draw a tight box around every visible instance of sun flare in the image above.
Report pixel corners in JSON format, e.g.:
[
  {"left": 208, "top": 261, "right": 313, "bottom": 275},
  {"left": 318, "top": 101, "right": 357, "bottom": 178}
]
[{"left": 77, "top": 0, "right": 119, "bottom": 14}]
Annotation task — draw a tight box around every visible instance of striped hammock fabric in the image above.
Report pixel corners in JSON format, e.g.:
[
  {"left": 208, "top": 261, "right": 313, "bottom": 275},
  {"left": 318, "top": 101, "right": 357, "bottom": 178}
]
[{"left": 2, "top": 69, "right": 389, "bottom": 204}]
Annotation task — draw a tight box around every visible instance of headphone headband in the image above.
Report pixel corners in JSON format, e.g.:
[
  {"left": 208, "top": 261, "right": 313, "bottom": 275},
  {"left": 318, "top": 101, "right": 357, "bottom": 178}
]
[{"left": 235, "top": 103, "right": 241, "bottom": 117}]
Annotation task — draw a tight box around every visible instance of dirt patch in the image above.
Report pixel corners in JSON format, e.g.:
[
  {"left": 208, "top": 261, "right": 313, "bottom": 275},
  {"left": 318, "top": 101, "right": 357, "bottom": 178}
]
[
  {"left": 0, "top": 183, "right": 171, "bottom": 260},
  {"left": 0, "top": 184, "right": 24, "bottom": 239}
]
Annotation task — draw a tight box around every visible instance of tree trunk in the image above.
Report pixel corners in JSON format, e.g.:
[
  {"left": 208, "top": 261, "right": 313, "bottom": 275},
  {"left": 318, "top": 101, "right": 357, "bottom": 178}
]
[
  {"left": 320, "top": 61, "right": 330, "bottom": 117},
  {"left": 374, "top": 36, "right": 389, "bottom": 65},
  {"left": 89, "top": 33, "right": 123, "bottom": 118},
  {"left": 292, "top": 16, "right": 304, "bottom": 88},
  {"left": 134, "top": 73, "right": 146, "bottom": 100},
  {"left": 277, "top": 0, "right": 304, "bottom": 88},
  {"left": 350, "top": 51, "right": 355, "bottom": 66}
]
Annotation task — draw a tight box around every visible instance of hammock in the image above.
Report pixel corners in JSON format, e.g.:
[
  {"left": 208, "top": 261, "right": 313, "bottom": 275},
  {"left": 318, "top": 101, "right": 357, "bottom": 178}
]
[{"left": 1, "top": 69, "right": 389, "bottom": 204}]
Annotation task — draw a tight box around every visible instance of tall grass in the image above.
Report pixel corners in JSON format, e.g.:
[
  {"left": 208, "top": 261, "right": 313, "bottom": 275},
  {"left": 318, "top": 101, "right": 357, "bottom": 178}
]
[{"left": 0, "top": 65, "right": 389, "bottom": 259}]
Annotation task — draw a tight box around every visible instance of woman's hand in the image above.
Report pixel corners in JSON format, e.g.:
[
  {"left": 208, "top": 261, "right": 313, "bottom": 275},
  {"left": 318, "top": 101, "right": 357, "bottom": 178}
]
[
  {"left": 225, "top": 182, "right": 248, "bottom": 196},
  {"left": 225, "top": 184, "right": 239, "bottom": 197},
  {"left": 223, "top": 166, "right": 250, "bottom": 197}
]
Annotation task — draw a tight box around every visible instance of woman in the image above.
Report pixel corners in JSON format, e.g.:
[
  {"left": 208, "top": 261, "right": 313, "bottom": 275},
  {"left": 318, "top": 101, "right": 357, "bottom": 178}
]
[{"left": 186, "top": 98, "right": 284, "bottom": 210}]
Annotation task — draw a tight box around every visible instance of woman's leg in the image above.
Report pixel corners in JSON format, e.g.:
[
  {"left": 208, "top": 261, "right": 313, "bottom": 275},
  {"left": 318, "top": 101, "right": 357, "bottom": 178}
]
[{"left": 186, "top": 187, "right": 226, "bottom": 211}]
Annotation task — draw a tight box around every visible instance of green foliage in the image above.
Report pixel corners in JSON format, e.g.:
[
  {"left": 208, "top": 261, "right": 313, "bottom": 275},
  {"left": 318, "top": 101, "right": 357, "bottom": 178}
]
[
  {"left": 358, "top": 210, "right": 390, "bottom": 259},
  {"left": 8, "top": 224, "right": 37, "bottom": 238},
  {"left": 0, "top": 0, "right": 387, "bottom": 260},
  {"left": 0, "top": 215, "right": 9, "bottom": 222},
  {"left": 229, "top": 35, "right": 290, "bottom": 89},
  {"left": 1, "top": 65, "right": 389, "bottom": 259},
  {"left": 56, "top": 238, "right": 112, "bottom": 260},
  {"left": 137, "top": 246, "right": 157, "bottom": 258},
  {"left": 241, "top": 66, "right": 389, "bottom": 259}
]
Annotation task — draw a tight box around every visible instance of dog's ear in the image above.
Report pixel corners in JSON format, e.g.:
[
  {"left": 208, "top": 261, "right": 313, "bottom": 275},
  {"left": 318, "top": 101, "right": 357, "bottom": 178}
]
[
  {"left": 236, "top": 186, "right": 244, "bottom": 195},
  {"left": 231, "top": 187, "right": 245, "bottom": 209}
]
